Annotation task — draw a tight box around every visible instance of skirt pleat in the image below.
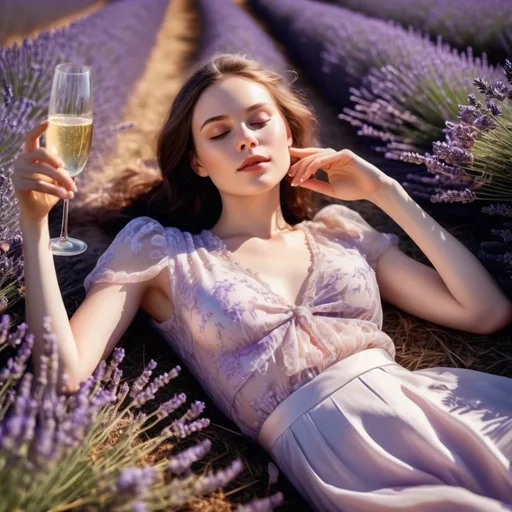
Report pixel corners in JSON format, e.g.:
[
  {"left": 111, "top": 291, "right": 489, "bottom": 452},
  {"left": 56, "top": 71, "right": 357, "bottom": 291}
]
[{"left": 258, "top": 349, "right": 512, "bottom": 512}]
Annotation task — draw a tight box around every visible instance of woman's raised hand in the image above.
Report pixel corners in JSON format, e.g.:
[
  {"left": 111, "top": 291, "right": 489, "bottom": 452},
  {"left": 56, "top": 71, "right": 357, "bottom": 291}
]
[
  {"left": 288, "top": 146, "right": 395, "bottom": 203},
  {"left": 11, "top": 120, "right": 78, "bottom": 223}
]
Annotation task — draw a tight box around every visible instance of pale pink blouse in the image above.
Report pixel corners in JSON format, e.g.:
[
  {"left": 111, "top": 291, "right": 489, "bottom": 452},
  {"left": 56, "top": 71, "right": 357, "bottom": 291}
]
[{"left": 84, "top": 204, "right": 400, "bottom": 439}]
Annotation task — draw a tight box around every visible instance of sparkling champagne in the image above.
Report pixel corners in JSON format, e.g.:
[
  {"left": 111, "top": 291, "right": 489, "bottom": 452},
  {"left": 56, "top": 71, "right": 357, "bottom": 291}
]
[
  {"left": 48, "top": 62, "right": 92, "bottom": 256},
  {"left": 46, "top": 115, "right": 93, "bottom": 177}
]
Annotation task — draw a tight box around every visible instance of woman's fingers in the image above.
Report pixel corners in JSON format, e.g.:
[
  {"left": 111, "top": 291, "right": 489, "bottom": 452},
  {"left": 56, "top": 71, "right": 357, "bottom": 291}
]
[
  {"left": 288, "top": 148, "right": 336, "bottom": 182},
  {"left": 297, "top": 177, "right": 333, "bottom": 196},
  {"left": 24, "top": 120, "right": 49, "bottom": 152},
  {"left": 15, "top": 159, "right": 76, "bottom": 192},
  {"left": 21, "top": 148, "right": 65, "bottom": 169},
  {"left": 290, "top": 154, "right": 322, "bottom": 185},
  {"left": 289, "top": 146, "right": 333, "bottom": 157},
  {"left": 289, "top": 153, "right": 315, "bottom": 179},
  {"left": 288, "top": 148, "right": 322, "bottom": 178},
  {"left": 17, "top": 177, "right": 73, "bottom": 200}
]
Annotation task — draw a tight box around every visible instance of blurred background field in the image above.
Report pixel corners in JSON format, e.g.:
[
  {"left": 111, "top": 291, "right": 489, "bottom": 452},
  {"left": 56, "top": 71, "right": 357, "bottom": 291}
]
[{"left": 1, "top": 0, "right": 511, "bottom": 510}]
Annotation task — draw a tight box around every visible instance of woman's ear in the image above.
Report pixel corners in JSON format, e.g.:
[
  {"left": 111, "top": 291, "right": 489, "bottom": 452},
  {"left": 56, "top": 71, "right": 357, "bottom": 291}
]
[
  {"left": 285, "top": 122, "right": 293, "bottom": 147},
  {"left": 189, "top": 150, "right": 208, "bottom": 177}
]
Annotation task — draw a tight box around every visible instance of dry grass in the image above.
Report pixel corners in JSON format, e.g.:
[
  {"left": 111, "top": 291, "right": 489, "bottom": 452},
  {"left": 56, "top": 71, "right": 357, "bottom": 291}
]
[{"left": 9, "top": 0, "right": 512, "bottom": 510}]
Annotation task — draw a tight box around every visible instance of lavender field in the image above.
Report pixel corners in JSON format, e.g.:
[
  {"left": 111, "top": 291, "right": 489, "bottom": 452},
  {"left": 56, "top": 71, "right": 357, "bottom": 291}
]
[
  {"left": 329, "top": 0, "right": 512, "bottom": 64},
  {"left": 0, "top": 0, "right": 511, "bottom": 510}
]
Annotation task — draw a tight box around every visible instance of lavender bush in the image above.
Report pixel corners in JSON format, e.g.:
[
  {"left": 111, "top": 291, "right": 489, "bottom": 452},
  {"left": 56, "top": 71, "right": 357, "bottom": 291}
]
[
  {"left": 398, "top": 61, "right": 512, "bottom": 290},
  {"left": 0, "top": 0, "right": 101, "bottom": 45},
  {"left": 0, "top": 210, "right": 23, "bottom": 315},
  {"left": 197, "top": 0, "right": 289, "bottom": 74},
  {"left": 339, "top": 58, "right": 503, "bottom": 163},
  {"left": 0, "top": 0, "right": 168, "bottom": 312},
  {"left": 400, "top": 61, "right": 512, "bottom": 204},
  {"left": 328, "top": 0, "right": 512, "bottom": 63},
  {"left": 0, "top": 314, "right": 284, "bottom": 511}
]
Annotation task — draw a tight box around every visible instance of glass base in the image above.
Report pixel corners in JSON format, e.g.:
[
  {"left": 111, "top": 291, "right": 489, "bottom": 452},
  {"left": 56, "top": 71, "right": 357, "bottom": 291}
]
[{"left": 50, "top": 237, "right": 87, "bottom": 256}]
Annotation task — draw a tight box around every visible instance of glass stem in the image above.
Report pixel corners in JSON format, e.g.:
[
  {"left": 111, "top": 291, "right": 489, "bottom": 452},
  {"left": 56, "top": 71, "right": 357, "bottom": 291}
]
[{"left": 59, "top": 199, "right": 70, "bottom": 242}]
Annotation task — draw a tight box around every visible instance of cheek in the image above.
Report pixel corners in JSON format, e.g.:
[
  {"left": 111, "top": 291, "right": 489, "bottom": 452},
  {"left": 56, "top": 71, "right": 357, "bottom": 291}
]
[
  {"left": 267, "top": 122, "right": 291, "bottom": 166},
  {"left": 197, "top": 144, "right": 228, "bottom": 169},
  {"left": 267, "top": 119, "right": 288, "bottom": 142}
]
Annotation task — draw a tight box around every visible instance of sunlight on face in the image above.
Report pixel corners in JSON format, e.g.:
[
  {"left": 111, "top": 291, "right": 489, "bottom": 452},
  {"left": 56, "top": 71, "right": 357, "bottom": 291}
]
[{"left": 190, "top": 75, "right": 293, "bottom": 196}]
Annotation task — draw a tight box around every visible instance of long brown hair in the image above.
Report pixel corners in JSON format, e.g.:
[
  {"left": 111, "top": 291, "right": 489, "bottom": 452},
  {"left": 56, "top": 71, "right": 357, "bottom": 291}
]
[{"left": 98, "top": 53, "right": 321, "bottom": 234}]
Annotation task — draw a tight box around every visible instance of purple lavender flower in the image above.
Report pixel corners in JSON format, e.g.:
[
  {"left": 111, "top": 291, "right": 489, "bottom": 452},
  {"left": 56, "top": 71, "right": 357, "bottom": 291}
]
[
  {"left": 432, "top": 142, "right": 474, "bottom": 167},
  {"left": 486, "top": 100, "right": 502, "bottom": 117},
  {"left": 167, "top": 438, "right": 212, "bottom": 476},
  {"left": 128, "top": 359, "right": 157, "bottom": 399},
  {"left": 161, "top": 417, "right": 211, "bottom": 440},
  {"left": 236, "top": 492, "right": 285, "bottom": 512},
  {"left": 133, "top": 365, "right": 181, "bottom": 407},
  {"left": 156, "top": 392, "right": 188, "bottom": 421},
  {"left": 103, "top": 346, "right": 125, "bottom": 382},
  {"left": 482, "top": 204, "right": 512, "bottom": 217},
  {"left": 192, "top": 458, "right": 244, "bottom": 496},
  {"left": 115, "top": 466, "right": 156, "bottom": 499}
]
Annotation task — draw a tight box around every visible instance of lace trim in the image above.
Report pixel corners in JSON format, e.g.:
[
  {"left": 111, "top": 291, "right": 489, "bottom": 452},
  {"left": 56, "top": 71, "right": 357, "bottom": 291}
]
[{"left": 84, "top": 253, "right": 170, "bottom": 292}]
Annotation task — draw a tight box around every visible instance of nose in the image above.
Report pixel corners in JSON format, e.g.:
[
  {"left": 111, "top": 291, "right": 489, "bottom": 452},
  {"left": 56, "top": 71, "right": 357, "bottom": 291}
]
[{"left": 236, "top": 124, "right": 258, "bottom": 151}]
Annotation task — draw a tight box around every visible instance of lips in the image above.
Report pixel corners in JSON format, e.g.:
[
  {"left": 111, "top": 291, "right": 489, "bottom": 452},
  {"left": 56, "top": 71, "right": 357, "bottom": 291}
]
[{"left": 238, "top": 155, "right": 270, "bottom": 170}]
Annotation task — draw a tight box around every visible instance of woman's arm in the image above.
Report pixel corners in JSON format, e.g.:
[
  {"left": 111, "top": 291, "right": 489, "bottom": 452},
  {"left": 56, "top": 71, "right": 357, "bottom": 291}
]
[
  {"left": 287, "top": 146, "right": 512, "bottom": 333},
  {"left": 372, "top": 180, "right": 512, "bottom": 334},
  {"left": 22, "top": 215, "right": 148, "bottom": 392}
]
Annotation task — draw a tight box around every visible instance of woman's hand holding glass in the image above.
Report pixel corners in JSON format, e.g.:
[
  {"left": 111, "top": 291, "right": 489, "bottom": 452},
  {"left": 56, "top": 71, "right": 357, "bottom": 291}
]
[
  {"left": 11, "top": 120, "right": 78, "bottom": 223},
  {"left": 287, "top": 146, "right": 395, "bottom": 203}
]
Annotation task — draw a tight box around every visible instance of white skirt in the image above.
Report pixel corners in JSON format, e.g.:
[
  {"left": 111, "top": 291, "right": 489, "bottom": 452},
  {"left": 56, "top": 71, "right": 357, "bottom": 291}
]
[{"left": 257, "top": 348, "right": 512, "bottom": 512}]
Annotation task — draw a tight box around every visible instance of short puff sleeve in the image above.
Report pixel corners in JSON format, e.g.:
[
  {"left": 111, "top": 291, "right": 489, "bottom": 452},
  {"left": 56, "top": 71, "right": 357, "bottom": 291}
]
[
  {"left": 313, "top": 203, "right": 400, "bottom": 269},
  {"left": 84, "top": 217, "right": 170, "bottom": 294}
]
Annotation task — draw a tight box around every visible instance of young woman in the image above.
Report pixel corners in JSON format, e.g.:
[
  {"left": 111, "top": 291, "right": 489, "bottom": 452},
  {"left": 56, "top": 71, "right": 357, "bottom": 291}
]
[{"left": 12, "top": 54, "right": 512, "bottom": 512}]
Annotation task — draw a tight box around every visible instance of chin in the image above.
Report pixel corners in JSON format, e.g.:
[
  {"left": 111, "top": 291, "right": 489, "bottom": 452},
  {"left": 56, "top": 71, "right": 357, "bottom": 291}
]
[{"left": 231, "top": 175, "right": 283, "bottom": 196}]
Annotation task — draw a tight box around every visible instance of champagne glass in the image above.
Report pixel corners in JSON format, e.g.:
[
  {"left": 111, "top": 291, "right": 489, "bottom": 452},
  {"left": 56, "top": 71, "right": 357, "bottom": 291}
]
[{"left": 46, "top": 63, "right": 93, "bottom": 256}]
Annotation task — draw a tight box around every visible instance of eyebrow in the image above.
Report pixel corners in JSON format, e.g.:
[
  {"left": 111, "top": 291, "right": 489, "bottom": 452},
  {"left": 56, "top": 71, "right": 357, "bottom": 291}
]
[{"left": 199, "top": 102, "right": 272, "bottom": 131}]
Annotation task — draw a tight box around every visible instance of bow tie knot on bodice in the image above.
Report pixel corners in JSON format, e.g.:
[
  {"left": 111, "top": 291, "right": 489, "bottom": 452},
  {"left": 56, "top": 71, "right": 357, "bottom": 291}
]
[{"left": 293, "top": 305, "right": 311, "bottom": 322}]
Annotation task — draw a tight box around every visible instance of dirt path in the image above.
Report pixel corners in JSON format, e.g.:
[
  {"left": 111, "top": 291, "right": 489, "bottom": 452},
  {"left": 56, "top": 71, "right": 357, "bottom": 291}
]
[{"left": 84, "top": 0, "right": 199, "bottom": 191}]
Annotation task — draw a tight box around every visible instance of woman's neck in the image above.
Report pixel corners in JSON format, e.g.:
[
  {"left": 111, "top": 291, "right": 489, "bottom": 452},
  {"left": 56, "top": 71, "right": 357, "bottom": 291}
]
[{"left": 211, "top": 189, "right": 294, "bottom": 240}]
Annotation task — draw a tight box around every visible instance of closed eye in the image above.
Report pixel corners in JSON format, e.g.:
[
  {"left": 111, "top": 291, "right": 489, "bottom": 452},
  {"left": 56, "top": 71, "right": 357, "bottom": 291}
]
[{"left": 209, "top": 119, "right": 271, "bottom": 140}]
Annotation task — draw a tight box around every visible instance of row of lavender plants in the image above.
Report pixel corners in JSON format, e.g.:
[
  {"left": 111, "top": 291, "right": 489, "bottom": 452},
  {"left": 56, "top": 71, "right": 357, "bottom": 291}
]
[
  {"left": 196, "top": 0, "right": 288, "bottom": 73},
  {"left": 0, "top": 314, "right": 283, "bottom": 511},
  {"left": 247, "top": 0, "right": 502, "bottom": 157},
  {"left": 327, "top": 0, "right": 512, "bottom": 63},
  {"left": 247, "top": 0, "right": 511, "bottom": 292},
  {"left": 0, "top": 0, "right": 168, "bottom": 313},
  {"left": 0, "top": 0, "right": 102, "bottom": 45}
]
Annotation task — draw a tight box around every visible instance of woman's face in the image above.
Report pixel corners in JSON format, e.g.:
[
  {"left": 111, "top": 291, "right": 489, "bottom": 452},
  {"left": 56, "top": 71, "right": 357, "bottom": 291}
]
[{"left": 190, "top": 75, "right": 293, "bottom": 196}]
